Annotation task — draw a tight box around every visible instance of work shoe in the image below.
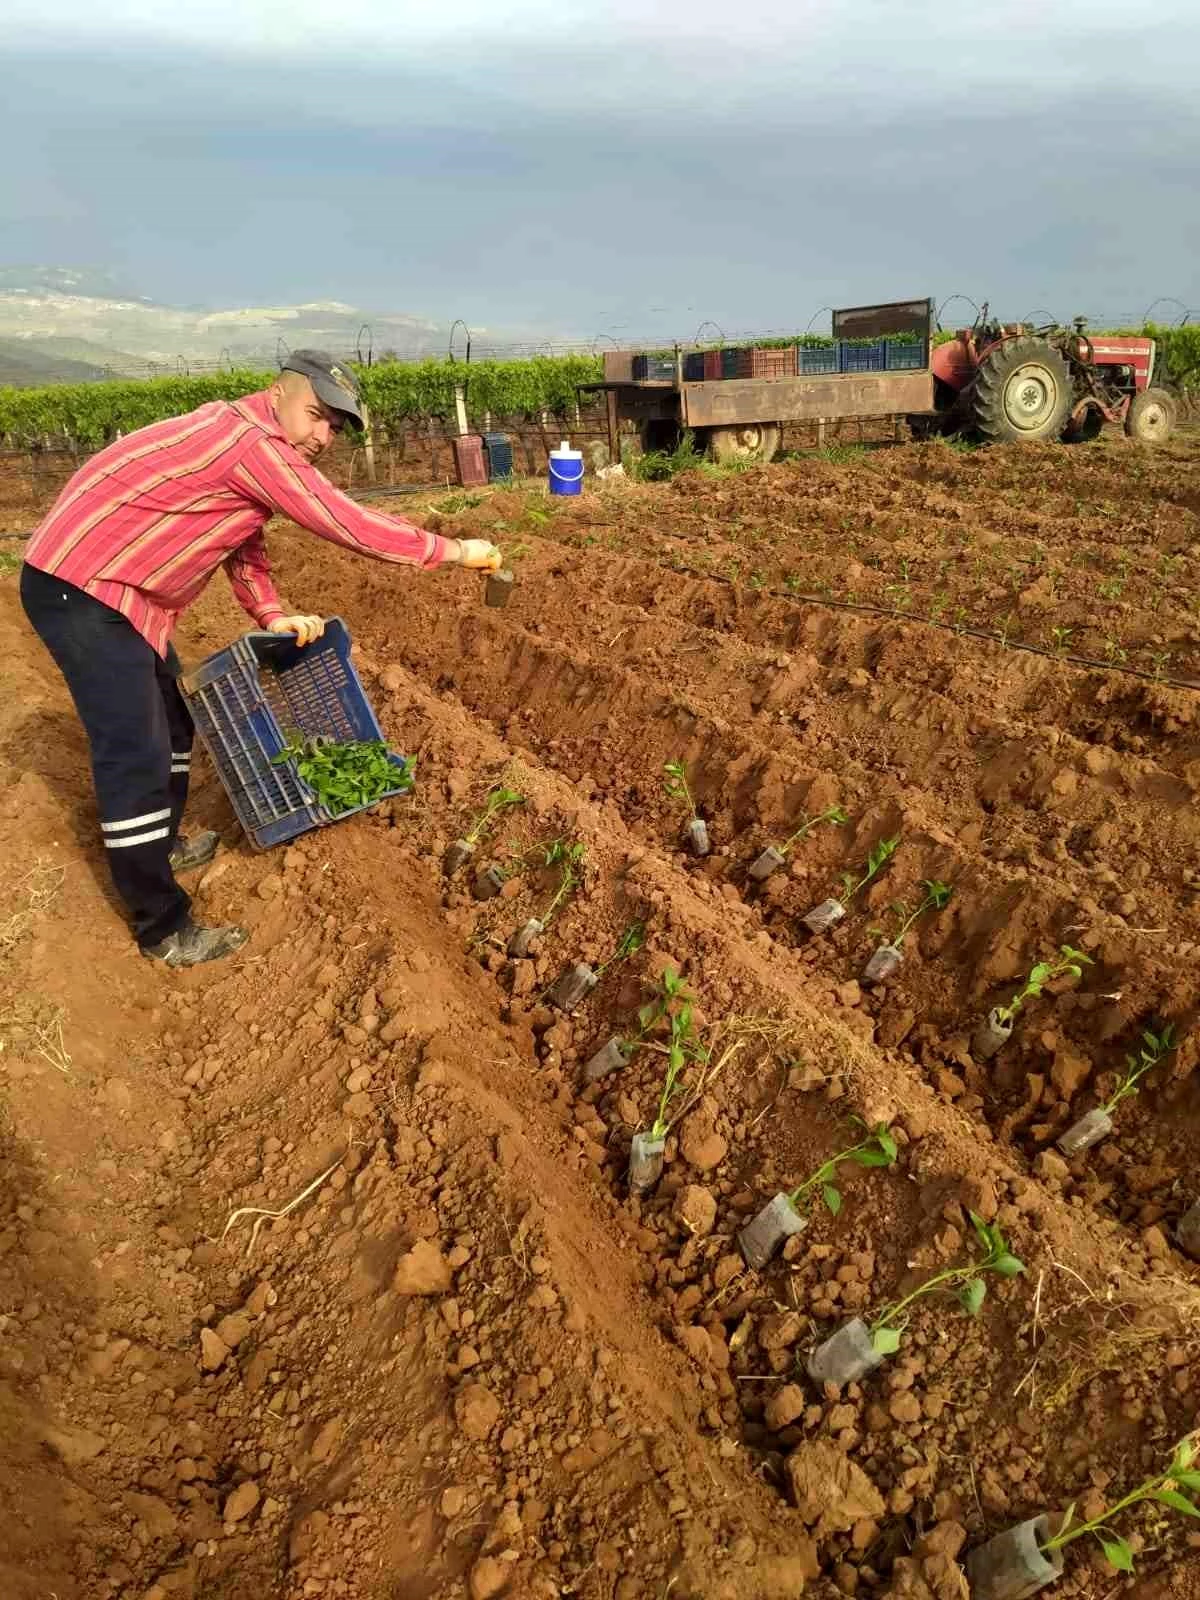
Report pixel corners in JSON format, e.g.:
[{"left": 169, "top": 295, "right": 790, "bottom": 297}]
[
  {"left": 143, "top": 919, "right": 249, "bottom": 969},
  {"left": 169, "top": 830, "right": 220, "bottom": 873}
]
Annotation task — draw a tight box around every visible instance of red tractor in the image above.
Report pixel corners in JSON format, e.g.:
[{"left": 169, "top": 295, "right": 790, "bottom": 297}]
[{"left": 929, "top": 309, "right": 1176, "bottom": 445}]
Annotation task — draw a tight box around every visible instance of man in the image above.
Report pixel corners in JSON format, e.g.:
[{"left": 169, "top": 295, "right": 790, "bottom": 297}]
[{"left": 21, "top": 350, "right": 501, "bottom": 968}]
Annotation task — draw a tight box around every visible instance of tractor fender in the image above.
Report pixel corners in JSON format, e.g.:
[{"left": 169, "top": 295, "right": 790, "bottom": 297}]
[{"left": 931, "top": 339, "right": 975, "bottom": 392}]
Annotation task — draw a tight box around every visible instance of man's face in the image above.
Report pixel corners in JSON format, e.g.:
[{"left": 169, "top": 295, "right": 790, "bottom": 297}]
[{"left": 271, "top": 376, "right": 345, "bottom": 462}]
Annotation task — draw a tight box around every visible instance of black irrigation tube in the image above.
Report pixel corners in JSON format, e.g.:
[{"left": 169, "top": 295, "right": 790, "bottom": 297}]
[{"left": 549, "top": 539, "right": 1200, "bottom": 695}]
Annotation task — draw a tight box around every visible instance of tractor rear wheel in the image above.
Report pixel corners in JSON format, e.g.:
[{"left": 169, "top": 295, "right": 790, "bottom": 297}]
[
  {"left": 971, "top": 336, "right": 1072, "bottom": 444},
  {"left": 1125, "top": 387, "right": 1175, "bottom": 444},
  {"left": 708, "top": 422, "right": 780, "bottom": 465}
]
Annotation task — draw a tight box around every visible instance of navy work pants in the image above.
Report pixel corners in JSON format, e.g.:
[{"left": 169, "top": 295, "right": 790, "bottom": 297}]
[{"left": 20, "top": 564, "right": 193, "bottom": 947}]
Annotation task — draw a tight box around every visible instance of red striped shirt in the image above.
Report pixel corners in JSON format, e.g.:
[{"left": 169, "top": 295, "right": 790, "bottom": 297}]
[{"left": 24, "top": 389, "right": 450, "bottom": 657}]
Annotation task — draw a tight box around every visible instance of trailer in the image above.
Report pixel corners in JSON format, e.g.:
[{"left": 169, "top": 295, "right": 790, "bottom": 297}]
[{"left": 590, "top": 298, "right": 935, "bottom": 465}]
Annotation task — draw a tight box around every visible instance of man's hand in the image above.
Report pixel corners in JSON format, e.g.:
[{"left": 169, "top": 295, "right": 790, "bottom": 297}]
[
  {"left": 455, "top": 539, "right": 504, "bottom": 573},
  {"left": 268, "top": 614, "right": 325, "bottom": 647}
]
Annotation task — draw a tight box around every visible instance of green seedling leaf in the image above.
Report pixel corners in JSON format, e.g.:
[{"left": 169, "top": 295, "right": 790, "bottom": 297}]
[
  {"left": 992, "top": 1253, "right": 1026, "bottom": 1278},
  {"left": 871, "top": 1325, "right": 902, "bottom": 1356},
  {"left": 848, "top": 1148, "right": 894, "bottom": 1168},
  {"left": 821, "top": 1184, "right": 842, "bottom": 1216},
  {"left": 1153, "top": 1489, "right": 1200, "bottom": 1518},
  {"left": 1174, "top": 1437, "right": 1198, "bottom": 1471},
  {"left": 960, "top": 1278, "right": 987, "bottom": 1316},
  {"left": 876, "top": 1128, "right": 898, "bottom": 1161},
  {"left": 1096, "top": 1535, "right": 1135, "bottom": 1574},
  {"left": 1172, "top": 1472, "right": 1200, "bottom": 1492},
  {"left": 969, "top": 1211, "right": 996, "bottom": 1250}
]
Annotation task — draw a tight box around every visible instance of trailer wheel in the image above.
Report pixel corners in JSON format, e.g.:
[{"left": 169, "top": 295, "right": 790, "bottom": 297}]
[
  {"left": 971, "top": 336, "right": 1072, "bottom": 443},
  {"left": 1064, "top": 407, "right": 1104, "bottom": 443},
  {"left": 1125, "top": 387, "right": 1175, "bottom": 444},
  {"left": 708, "top": 422, "right": 780, "bottom": 465}
]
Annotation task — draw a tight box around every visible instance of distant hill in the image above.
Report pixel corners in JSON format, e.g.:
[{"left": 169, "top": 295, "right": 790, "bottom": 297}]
[
  {"left": 0, "top": 338, "right": 112, "bottom": 386},
  {"left": 0, "top": 265, "right": 560, "bottom": 381}
]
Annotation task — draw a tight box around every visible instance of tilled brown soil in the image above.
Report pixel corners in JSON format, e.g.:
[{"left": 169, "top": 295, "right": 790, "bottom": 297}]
[{"left": 1, "top": 431, "right": 1199, "bottom": 1600}]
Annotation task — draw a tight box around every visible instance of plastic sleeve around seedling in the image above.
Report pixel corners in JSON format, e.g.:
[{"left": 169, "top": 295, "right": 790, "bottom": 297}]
[
  {"left": 737, "top": 1193, "right": 808, "bottom": 1271},
  {"left": 805, "top": 1317, "right": 885, "bottom": 1387},
  {"left": 1177, "top": 1200, "right": 1200, "bottom": 1261},
  {"left": 1056, "top": 1106, "right": 1112, "bottom": 1157},
  {"left": 549, "top": 964, "right": 598, "bottom": 1011},
  {"left": 628, "top": 1132, "right": 666, "bottom": 1195},
  {"left": 863, "top": 944, "right": 904, "bottom": 983},
  {"left": 473, "top": 865, "right": 507, "bottom": 901},
  {"left": 748, "top": 846, "right": 786, "bottom": 883},
  {"left": 443, "top": 839, "right": 475, "bottom": 877},
  {"left": 965, "top": 1516, "right": 1063, "bottom": 1600},
  {"left": 583, "top": 1036, "right": 628, "bottom": 1083},
  {"left": 972, "top": 1008, "right": 1013, "bottom": 1061},
  {"left": 507, "top": 919, "right": 544, "bottom": 958},
  {"left": 686, "top": 819, "right": 710, "bottom": 857},
  {"left": 802, "top": 898, "right": 845, "bottom": 936},
  {"left": 485, "top": 570, "right": 514, "bottom": 608}
]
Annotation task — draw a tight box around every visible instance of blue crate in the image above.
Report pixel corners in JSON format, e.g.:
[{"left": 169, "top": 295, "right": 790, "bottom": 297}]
[
  {"left": 884, "top": 339, "right": 928, "bottom": 371},
  {"left": 799, "top": 344, "right": 839, "bottom": 375},
  {"left": 181, "top": 618, "right": 411, "bottom": 850},
  {"left": 838, "top": 340, "right": 887, "bottom": 373},
  {"left": 482, "top": 431, "right": 514, "bottom": 480},
  {"left": 682, "top": 352, "right": 706, "bottom": 382}
]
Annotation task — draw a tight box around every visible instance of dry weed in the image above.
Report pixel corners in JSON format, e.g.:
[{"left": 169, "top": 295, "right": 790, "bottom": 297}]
[{"left": 0, "top": 858, "right": 67, "bottom": 951}]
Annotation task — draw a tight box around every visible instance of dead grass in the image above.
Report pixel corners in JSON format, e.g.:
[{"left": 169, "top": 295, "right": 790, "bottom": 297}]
[
  {"left": 0, "top": 997, "right": 74, "bottom": 1082},
  {"left": 0, "top": 857, "right": 67, "bottom": 951}
]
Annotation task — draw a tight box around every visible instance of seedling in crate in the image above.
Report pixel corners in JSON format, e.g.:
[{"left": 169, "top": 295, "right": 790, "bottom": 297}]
[
  {"left": 968, "top": 1433, "right": 1200, "bottom": 1599},
  {"left": 507, "top": 840, "right": 586, "bottom": 957},
  {"left": 973, "top": 945, "right": 1092, "bottom": 1061},
  {"left": 664, "top": 759, "right": 709, "bottom": 856},
  {"left": 1058, "top": 1023, "right": 1176, "bottom": 1156},
  {"left": 802, "top": 834, "right": 900, "bottom": 936},
  {"left": 443, "top": 782, "right": 525, "bottom": 876},
  {"left": 863, "top": 879, "right": 952, "bottom": 983},
  {"left": 807, "top": 1212, "right": 1024, "bottom": 1387},
  {"left": 547, "top": 920, "right": 644, "bottom": 1013},
  {"left": 747, "top": 804, "right": 848, "bottom": 883},
  {"left": 738, "top": 1121, "right": 897, "bottom": 1271},
  {"left": 273, "top": 737, "right": 415, "bottom": 817}
]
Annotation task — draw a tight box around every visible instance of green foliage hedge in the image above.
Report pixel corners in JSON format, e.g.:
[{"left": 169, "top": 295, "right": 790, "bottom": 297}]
[{"left": 1, "top": 330, "right": 1195, "bottom": 451}]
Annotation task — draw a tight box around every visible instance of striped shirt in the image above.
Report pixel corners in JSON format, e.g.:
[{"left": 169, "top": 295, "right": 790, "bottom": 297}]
[{"left": 24, "top": 388, "right": 450, "bottom": 657}]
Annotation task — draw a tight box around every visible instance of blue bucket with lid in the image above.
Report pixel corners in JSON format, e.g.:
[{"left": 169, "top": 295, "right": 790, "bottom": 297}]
[{"left": 548, "top": 440, "right": 584, "bottom": 497}]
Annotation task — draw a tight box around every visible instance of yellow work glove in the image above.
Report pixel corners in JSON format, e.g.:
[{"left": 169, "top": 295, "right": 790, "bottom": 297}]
[
  {"left": 456, "top": 539, "right": 504, "bottom": 573},
  {"left": 267, "top": 614, "right": 325, "bottom": 647}
]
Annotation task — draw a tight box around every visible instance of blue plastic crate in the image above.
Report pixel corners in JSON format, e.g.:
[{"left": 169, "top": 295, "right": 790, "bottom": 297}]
[
  {"left": 682, "top": 352, "right": 706, "bottom": 382},
  {"left": 884, "top": 339, "right": 928, "bottom": 371},
  {"left": 632, "top": 353, "right": 676, "bottom": 381},
  {"left": 181, "top": 618, "right": 411, "bottom": 850},
  {"left": 799, "top": 344, "right": 839, "bottom": 375},
  {"left": 838, "top": 340, "right": 887, "bottom": 373},
  {"left": 482, "top": 431, "right": 514, "bottom": 480}
]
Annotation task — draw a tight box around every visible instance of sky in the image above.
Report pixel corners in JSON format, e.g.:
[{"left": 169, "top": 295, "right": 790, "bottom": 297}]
[{"left": 5, "top": 0, "right": 1200, "bottom": 340}]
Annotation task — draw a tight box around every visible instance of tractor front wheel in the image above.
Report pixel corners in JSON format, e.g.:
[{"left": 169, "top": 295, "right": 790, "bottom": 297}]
[
  {"left": 971, "top": 336, "right": 1072, "bottom": 444},
  {"left": 708, "top": 422, "right": 781, "bottom": 465},
  {"left": 1125, "top": 388, "right": 1175, "bottom": 444}
]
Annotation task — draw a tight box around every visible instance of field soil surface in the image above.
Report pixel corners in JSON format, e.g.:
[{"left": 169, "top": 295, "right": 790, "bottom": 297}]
[{"left": 2, "top": 428, "right": 1199, "bottom": 1600}]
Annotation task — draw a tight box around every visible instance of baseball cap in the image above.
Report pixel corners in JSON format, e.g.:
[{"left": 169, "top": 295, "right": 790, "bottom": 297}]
[{"left": 280, "top": 349, "right": 365, "bottom": 429}]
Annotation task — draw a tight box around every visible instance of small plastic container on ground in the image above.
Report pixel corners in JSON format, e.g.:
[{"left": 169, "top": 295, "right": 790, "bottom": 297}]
[
  {"left": 686, "top": 818, "right": 710, "bottom": 856},
  {"left": 973, "top": 1008, "right": 1013, "bottom": 1061},
  {"left": 548, "top": 441, "right": 584, "bottom": 497},
  {"left": 738, "top": 1193, "right": 808, "bottom": 1271},
  {"left": 443, "top": 839, "right": 475, "bottom": 877},
  {"left": 508, "top": 918, "right": 544, "bottom": 958},
  {"left": 748, "top": 845, "right": 786, "bottom": 883},
  {"left": 583, "top": 1036, "right": 628, "bottom": 1083},
  {"left": 549, "top": 963, "right": 598, "bottom": 1011},
  {"left": 965, "top": 1517, "right": 1063, "bottom": 1600},
  {"left": 1056, "top": 1106, "right": 1112, "bottom": 1157},
  {"left": 1176, "top": 1200, "right": 1200, "bottom": 1261},
  {"left": 628, "top": 1131, "right": 666, "bottom": 1194},
  {"left": 806, "top": 1318, "right": 885, "bottom": 1387},
  {"left": 485, "top": 569, "right": 514, "bottom": 608},
  {"left": 473, "top": 865, "right": 506, "bottom": 901},
  {"left": 863, "top": 944, "right": 904, "bottom": 983},
  {"left": 181, "top": 618, "right": 412, "bottom": 851},
  {"left": 802, "top": 898, "right": 845, "bottom": 935}
]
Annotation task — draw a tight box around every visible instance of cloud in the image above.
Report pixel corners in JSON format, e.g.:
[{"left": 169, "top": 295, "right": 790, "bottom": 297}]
[{"left": 3, "top": 9, "right": 1198, "bottom": 336}]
